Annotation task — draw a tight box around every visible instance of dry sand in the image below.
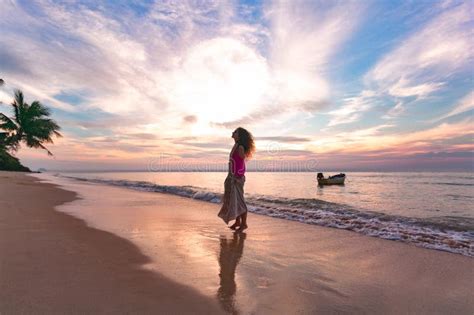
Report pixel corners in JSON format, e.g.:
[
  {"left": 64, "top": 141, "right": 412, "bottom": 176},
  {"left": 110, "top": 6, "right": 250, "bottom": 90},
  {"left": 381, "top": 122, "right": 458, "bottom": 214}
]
[{"left": 1, "top": 171, "right": 473, "bottom": 314}]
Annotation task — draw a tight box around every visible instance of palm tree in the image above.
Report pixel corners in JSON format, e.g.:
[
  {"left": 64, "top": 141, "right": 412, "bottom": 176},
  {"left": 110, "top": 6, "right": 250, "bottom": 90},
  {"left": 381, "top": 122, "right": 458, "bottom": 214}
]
[{"left": 0, "top": 90, "right": 61, "bottom": 156}]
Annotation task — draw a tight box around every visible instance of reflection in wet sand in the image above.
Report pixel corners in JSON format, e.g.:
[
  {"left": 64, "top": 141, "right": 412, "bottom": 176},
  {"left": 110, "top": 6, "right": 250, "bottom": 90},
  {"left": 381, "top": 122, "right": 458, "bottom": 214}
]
[{"left": 217, "top": 232, "right": 246, "bottom": 314}]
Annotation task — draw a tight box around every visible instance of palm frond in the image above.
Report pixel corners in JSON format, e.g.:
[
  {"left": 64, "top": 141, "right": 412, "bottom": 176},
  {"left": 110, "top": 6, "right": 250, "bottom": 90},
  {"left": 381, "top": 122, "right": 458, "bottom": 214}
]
[
  {"left": 6, "top": 90, "right": 61, "bottom": 156},
  {"left": 14, "top": 90, "right": 24, "bottom": 105},
  {"left": 0, "top": 113, "right": 18, "bottom": 131},
  {"left": 0, "top": 132, "right": 7, "bottom": 146},
  {"left": 1, "top": 132, "right": 20, "bottom": 151},
  {"left": 25, "top": 135, "right": 53, "bottom": 156},
  {"left": 12, "top": 90, "right": 24, "bottom": 124},
  {"left": 28, "top": 101, "right": 51, "bottom": 118},
  {"left": 39, "top": 143, "right": 54, "bottom": 156},
  {"left": 24, "top": 118, "right": 61, "bottom": 140}
]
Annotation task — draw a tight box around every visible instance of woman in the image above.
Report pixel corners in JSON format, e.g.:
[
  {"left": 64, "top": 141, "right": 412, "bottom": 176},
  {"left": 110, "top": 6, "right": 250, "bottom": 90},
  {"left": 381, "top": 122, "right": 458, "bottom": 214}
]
[{"left": 218, "top": 127, "right": 255, "bottom": 231}]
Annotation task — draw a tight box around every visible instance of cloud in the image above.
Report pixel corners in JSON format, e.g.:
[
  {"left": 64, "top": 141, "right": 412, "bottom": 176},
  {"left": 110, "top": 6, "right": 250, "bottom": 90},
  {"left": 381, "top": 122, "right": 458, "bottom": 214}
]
[
  {"left": 255, "top": 136, "right": 312, "bottom": 143},
  {"left": 328, "top": 2, "right": 473, "bottom": 127},
  {"left": 171, "top": 136, "right": 230, "bottom": 150},
  {"left": 73, "top": 114, "right": 154, "bottom": 130},
  {"left": 327, "top": 90, "right": 375, "bottom": 126},
  {"left": 214, "top": 98, "right": 330, "bottom": 128},
  {"left": 1, "top": 0, "right": 172, "bottom": 115},
  {"left": 183, "top": 115, "right": 198, "bottom": 124},
  {"left": 202, "top": 0, "right": 365, "bottom": 128},
  {"left": 0, "top": 2, "right": 127, "bottom": 112},
  {"left": 265, "top": 0, "right": 364, "bottom": 104},
  {"left": 382, "top": 101, "right": 405, "bottom": 120},
  {"left": 367, "top": 2, "right": 473, "bottom": 98},
  {"left": 387, "top": 81, "right": 444, "bottom": 98},
  {"left": 311, "top": 119, "right": 473, "bottom": 155},
  {"left": 0, "top": 89, "right": 13, "bottom": 106},
  {"left": 0, "top": 49, "right": 33, "bottom": 75},
  {"left": 435, "top": 90, "right": 474, "bottom": 121}
]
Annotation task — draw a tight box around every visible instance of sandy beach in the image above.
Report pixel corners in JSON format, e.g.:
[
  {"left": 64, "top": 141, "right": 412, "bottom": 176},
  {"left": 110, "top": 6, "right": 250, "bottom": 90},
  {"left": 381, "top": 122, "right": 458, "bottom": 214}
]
[
  {"left": 0, "top": 172, "right": 222, "bottom": 314},
  {"left": 1, "top": 171, "right": 473, "bottom": 314}
]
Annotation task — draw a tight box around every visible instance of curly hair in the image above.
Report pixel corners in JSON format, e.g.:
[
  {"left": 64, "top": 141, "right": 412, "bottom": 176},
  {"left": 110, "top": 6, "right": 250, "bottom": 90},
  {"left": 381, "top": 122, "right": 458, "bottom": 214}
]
[{"left": 236, "top": 127, "right": 255, "bottom": 158}]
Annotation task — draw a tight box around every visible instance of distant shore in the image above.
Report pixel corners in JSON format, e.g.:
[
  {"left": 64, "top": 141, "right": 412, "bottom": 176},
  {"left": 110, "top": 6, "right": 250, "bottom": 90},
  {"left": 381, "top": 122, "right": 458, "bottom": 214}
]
[
  {"left": 1, "top": 171, "right": 473, "bottom": 314},
  {"left": 0, "top": 149, "right": 30, "bottom": 172}
]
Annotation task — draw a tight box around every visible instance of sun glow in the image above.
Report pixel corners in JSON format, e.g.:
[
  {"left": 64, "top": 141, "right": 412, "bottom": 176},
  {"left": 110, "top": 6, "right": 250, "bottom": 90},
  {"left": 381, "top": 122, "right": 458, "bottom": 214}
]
[{"left": 168, "top": 38, "right": 270, "bottom": 131}]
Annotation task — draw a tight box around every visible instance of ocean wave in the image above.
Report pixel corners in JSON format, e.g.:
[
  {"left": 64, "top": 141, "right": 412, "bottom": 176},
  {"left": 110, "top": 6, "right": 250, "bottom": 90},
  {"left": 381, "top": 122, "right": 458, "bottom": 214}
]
[
  {"left": 58, "top": 174, "right": 474, "bottom": 257},
  {"left": 446, "top": 194, "right": 474, "bottom": 200},
  {"left": 422, "top": 182, "right": 474, "bottom": 187},
  {"left": 358, "top": 174, "right": 474, "bottom": 180}
]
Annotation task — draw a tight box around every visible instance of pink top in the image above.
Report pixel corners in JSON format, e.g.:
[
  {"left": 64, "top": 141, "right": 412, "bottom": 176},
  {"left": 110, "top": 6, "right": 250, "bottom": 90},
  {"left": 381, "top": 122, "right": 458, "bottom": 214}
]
[{"left": 230, "top": 145, "right": 246, "bottom": 177}]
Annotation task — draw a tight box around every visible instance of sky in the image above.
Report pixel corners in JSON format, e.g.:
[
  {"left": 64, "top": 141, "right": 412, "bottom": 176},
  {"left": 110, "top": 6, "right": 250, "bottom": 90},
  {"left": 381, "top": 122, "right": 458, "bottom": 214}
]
[{"left": 0, "top": 0, "right": 473, "bottom": 172}]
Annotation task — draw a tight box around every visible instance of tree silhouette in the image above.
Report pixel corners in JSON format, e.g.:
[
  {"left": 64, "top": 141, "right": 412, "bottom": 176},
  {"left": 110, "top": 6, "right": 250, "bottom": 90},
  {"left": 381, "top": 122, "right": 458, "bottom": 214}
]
[{"left": 0, "top": 90, "right": 61, "bottom": 156}]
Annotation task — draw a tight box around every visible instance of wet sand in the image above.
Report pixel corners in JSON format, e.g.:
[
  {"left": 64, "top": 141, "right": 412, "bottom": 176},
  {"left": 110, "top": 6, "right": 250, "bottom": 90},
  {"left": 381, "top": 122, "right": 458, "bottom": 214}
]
[
  {"left": 1, "top": 171, "right": 474, "bottom": 314},
  {"left": 0, "top": 172, "right": 222, "bottom": 314}
]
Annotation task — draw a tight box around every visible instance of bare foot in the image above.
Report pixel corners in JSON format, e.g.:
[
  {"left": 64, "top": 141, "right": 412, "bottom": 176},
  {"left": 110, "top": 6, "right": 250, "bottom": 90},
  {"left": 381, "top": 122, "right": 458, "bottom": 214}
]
[
  {"left": 236, "top": 224, "right": 248, "bottom": 232},
  {"left": 229, "top": 222, "right": 240, "bottom": 230}
]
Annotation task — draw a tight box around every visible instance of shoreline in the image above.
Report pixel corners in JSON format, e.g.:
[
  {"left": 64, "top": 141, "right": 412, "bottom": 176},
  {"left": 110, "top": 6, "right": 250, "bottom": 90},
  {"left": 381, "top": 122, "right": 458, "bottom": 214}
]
[
  {"left": 1, "top": 171, "right": 473, "bottom": 314},
  {"left": 56, "top": 172, "right": 473, "bottom": 257},
  {"left": 0, "top": 171, "right": 223, "bottom": 314}
]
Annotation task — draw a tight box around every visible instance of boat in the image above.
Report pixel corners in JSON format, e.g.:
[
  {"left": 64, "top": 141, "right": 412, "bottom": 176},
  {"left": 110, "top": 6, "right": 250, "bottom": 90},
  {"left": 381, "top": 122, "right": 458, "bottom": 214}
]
[{"left": 317, "top": 173, "right": 346, "bottom": 186}]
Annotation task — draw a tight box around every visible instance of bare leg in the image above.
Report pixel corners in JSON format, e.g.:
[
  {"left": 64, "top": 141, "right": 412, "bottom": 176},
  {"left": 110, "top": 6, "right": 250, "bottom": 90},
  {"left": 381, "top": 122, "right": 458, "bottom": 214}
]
[
  {"left": 237, "top": 212, "right": 248, "bottom": 231},
  {"left": 229, "top": 216, "right": 241, "bottom": 230}
]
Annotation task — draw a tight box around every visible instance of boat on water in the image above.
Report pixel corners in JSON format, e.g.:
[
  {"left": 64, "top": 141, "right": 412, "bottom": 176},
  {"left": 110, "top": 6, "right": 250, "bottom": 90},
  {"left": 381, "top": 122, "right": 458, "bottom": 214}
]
[{"left": 317, "top": 173, "right": 346, "bottom": 186}]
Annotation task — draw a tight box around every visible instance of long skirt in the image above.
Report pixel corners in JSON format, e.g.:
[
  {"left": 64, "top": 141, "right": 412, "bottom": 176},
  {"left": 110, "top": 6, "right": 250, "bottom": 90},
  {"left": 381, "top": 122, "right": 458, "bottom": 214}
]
[{"left": 218, "top": 173, "right": 248, "bottom": 224}]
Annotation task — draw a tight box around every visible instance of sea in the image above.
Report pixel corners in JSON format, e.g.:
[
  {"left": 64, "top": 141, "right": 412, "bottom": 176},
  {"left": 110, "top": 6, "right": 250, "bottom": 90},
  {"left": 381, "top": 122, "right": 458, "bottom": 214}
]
[{"left": 54, "top": 171, "right": 474, "bottom": 257}]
